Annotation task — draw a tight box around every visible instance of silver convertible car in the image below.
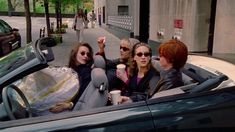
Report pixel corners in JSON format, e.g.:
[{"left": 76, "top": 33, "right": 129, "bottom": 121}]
[{"left": 0, "top": 37, "right": 235, "bottom": 131}]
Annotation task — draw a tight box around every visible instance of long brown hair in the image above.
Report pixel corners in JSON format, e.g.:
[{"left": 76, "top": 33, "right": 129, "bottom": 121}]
[
  {"left": 68, "top": 42, "right": 93, "bottom": 70},
  {"left": 129, "top": 42, "right": 152, "bottom": 77}
]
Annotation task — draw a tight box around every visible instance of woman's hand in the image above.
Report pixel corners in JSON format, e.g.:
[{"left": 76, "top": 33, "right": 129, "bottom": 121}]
[
  {"left": 116, "top": 69, "right": 128, "bottom": 83},
  {"left": 119, "top": 96, "right": 132, "bottom": 104},
  {"left": 97, "top": 37, "right": 106, "bottom": 49},
  {"left": 49, "top": 101, "right": 73, "bottom": 113}
]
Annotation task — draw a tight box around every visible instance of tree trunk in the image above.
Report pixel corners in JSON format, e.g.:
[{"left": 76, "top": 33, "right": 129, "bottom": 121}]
[
  {"left": 33, "top": 0, "right": 36, "bottom": 17},
  {"left": 24, "top": 0, "right": 32, "bottom": 43},
  {"left": 7, "top": 0, "right": 14, "bottom": 16},
  {"left": 44, "top": 0, "right": 51, "bottom": 36},
  {"left": 55, "top": 0, "right": 60, "bottom": 33},
  {"left": 59, "top": 0, "right": 62, "bottom": 29},
  {"left": 55, "top": 0, "right": 62, "bottom": 33}
]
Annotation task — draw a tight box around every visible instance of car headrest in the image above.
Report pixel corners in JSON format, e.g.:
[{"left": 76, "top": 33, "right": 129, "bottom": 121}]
[
  {"left": 129, "top": 38, "right": 140, "bottom": 45},
  {"left": 93, "top": 55, "right": 106, "bottom": 69},
  {"left": 91, "top": 68, "right": 108, "bottom": 89}
]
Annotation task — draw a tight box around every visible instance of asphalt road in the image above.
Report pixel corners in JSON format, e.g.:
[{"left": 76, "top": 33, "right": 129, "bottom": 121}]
[{"left": 2, "top": 16, "right": 120, "bottom": 66}]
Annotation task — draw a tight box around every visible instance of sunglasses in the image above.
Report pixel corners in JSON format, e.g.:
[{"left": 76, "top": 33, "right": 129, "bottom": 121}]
[
  {"left": 136, "top": 52, "right": 151, "bottom": 57},
  {"left": 120, "top": 46, "right": 130, "bottom": 52},
  {"left": 80, "top": 51, "right": 90, "bottom": 57}
]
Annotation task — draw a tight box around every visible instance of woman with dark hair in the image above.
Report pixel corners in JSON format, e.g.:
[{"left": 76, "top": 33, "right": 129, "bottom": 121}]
[
  {"left": 49, "top": 42, "right": 94, "bottom": 113},
  {"left": 117, "top": 42, "right": 160, "bottom": 102}
]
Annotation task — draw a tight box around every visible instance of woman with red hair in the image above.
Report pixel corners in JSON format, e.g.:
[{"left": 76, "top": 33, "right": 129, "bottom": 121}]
[{"left": 149, "top": 39, "right": 188, "bottom": 96}]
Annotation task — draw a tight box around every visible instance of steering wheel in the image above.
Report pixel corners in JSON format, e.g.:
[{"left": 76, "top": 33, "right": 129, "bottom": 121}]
[{"left": 2, "top": 84, "right": 32, "bottom": 120}]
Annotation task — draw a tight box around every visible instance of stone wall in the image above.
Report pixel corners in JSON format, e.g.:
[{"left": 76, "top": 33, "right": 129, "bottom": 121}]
[
  {"left": 213, "top": 0, "right": 235, "bottom": 53},
  {"left": 149, "top": 0, "right": 211, "bottom": 52}
]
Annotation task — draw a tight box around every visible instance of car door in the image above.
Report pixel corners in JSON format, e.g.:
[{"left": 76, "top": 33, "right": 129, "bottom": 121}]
[
  {"left": 0, "top": 19, "right": 21, "bottom": 56},
  {"left": 147, "top": 87, "right": 235, "bottom": 131},
  {"left": 0, "top": 101, "right": 155, "bottom": 132}
]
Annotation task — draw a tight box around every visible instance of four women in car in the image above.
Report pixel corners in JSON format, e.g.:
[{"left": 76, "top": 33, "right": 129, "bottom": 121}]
[{"left": 50, "top": 38, "right": 188, "bottom": 113}]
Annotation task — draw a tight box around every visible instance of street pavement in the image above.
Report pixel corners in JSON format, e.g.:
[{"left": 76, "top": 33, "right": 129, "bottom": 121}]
[
  {"left": 2, "top": 16, "right": 120, "bottom": 66},
  {"left": 48, "top": 18, "right": 120, "bottom": 66}
]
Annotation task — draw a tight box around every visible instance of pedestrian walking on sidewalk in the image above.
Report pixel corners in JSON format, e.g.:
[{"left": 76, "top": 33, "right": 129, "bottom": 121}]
[
  {"left": 84, "top": 9, "right": 89, "bottom": 29},
  {"left": 90, "top": 10, "right": 96, "bottom": 28},
  {"left": 73, "top": 9, "right": 85, "bottom": 42}
]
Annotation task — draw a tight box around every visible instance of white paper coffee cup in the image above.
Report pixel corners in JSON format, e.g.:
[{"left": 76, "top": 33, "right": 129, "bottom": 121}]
[
  {"left": 110, "top": 90, "right": 121, "bottom": 105},
  {"left": 116, "top": 64, "right": 126, "bottom": 74}
]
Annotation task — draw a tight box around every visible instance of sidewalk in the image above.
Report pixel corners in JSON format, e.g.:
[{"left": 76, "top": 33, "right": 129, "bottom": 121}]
[
  {"left": 1, "top": 16, "right": 120, "bottom": 66},
  {"left": 2, "top": 16, "right": 235, "bottom": 66},
  {"left": 49, "top": 20, "right": 120, "bottom": 66}
]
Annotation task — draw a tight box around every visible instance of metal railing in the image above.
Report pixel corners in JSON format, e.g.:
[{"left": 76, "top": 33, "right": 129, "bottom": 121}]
[{"left": 107, "top": 16, "right": 133, "bottom": 31}]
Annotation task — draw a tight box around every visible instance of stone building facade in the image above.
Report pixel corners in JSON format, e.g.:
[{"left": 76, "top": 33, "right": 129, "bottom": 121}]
[{"left": 94, "top": 0, "right": 235, "bottom": 55}]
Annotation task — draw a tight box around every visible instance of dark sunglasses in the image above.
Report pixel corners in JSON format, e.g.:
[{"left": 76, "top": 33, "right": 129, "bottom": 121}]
[
  {"left": 120, "top": 46, "right": 130, "bottom": 52},
  {"left": 80, "top": 51, "right": 90, "bottom": 57},
  {"left": 136, "top": 52, "right": 151, "bottom": 57}
]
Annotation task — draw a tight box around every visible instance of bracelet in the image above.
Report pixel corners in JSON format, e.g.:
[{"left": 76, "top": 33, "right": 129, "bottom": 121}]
[{"left": 69, "top": 102, "right": 74, "bottom": 109}]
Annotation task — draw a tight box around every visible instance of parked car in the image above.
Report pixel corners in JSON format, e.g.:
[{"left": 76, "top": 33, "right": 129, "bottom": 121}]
[
  {"left": 0, "top": 19, "right": 21, "bottom": 57},
  {"left": 0, "top": 38, "right": 235, "bottom": 131}
]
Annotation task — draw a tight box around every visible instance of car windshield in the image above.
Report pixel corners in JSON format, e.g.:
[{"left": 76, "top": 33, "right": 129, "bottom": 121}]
[
  {"left": 0, "top": 44, "right": 36, "bottom": 78},
  {"left": 0, "top": 20, "right": 12, "bottom": 33}
]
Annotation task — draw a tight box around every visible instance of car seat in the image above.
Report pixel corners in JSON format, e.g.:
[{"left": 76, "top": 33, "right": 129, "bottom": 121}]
[
  {"left": 93, "top": 55, "right": 106, "bottom": 69},
  {"left": 73, "top": 55, "right": 109, "bottom": 110}
]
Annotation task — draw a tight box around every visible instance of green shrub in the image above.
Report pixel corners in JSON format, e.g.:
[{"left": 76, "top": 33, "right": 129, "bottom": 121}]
[
  {"left": 0, "top": 1, "right": 8, "bottom": 11},
  {"left": 61, "top": 23, "right": 68, "bottom": 28},
  {"left": 50, "top": 34, "right": 62, "bottom": 44}
]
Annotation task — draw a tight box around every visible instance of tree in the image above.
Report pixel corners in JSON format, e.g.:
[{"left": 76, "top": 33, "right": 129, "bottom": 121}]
[
  {"left": 7, "top": 0, "right": 14, "bottom": 16},
  {"left": 55, "top": 0, "right": 62, "bottom": 33},
  {"left": 33, "top": 0, "right": 36, "bottom": 16},
  {"left": 44, "top": 0, "right": 51, "bottom": 36},
  {"left": 24, "top": 0, "right": 32, "bottom": 43}
]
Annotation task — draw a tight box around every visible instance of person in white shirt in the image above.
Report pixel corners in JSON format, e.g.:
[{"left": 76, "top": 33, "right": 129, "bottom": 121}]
[
  {"left": 73, "top": 9, "right": 85, "bottom": 42},
  {"left": 90, "top": 10, "right": 96, "bottom": 28}
]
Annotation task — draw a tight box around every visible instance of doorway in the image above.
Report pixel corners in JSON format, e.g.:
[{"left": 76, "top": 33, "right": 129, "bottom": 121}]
[
  {"left": 103, "top": 6, "right": 105, "bottom": 23},
  {"left": 139, "top": 0, "right": 149, "bottom": 43},
  {"left": 207, "top": 0, "right": 217, "bottom": 55}
]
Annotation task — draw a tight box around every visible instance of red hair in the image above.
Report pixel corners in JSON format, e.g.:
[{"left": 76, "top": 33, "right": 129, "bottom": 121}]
[{"left": 158, "top": 39, "right": 188, "bottom": 70}]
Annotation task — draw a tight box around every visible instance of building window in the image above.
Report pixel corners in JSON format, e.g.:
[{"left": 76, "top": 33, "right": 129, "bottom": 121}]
[{"left": 118, "top": 6, "right": 128, "bottom": 16}]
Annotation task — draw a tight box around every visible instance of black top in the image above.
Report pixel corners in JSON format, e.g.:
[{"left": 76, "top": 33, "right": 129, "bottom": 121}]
[
  {"left": 72, "top": 63, "right": 92, "bottom": 105},
  {"left": 149, "top": 68, "right": 184, "bottom": 97},
  {"left": 96, "top": 51, "right": 129, "bottom": 91},
  {"left": 127, "top": 67, "right": 160, "bottom": 102}
]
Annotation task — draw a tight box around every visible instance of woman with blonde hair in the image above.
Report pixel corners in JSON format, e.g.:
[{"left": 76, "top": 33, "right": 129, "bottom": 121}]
[{"left": 96, "top": 37, "right": 140, "bottom": 92}]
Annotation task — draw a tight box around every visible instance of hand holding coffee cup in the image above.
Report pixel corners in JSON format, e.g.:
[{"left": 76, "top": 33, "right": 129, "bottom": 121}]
[
  {"left": 116, "top": 64, "right": 128, "bottom": 82},
  {"left": 116, "top": 64, "right": 126, "bottom": 74},
  {"left": 110, "top": 90, "right": 121, "bottom": 105}
]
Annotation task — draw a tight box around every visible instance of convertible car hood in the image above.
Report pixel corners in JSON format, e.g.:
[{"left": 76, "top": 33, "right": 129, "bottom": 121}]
[{"left": 188, "top": 54, "right": 235, "bottom": 82}]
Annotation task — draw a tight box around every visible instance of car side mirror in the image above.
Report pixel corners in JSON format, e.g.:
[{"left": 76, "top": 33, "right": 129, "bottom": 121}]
[
  {"left": 11, "top": 28, "right": 19, "bottom": 32},
  {"left": 40, "top": 37, "right": 57, "bottom": 47}
]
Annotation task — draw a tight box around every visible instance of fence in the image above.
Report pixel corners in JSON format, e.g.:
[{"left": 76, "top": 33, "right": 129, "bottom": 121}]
[{"left": 107, "top": 16, "right": 133, "bottom": 31}]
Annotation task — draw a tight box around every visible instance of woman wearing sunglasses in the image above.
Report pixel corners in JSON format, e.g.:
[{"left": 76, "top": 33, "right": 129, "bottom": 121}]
[
  {"left": 49, "top": 42, "right": 94, "bottom": 113},
  {"left": 97, "top": 37, "right": 139, "bottom": 68},
  {"left": 116, "top": 42, "right": 160, "bottom": 103},
  {"left": 96, "top": 37, "right": 140, "bottom": 92},
  {"left": 148, "top": 39, "right": 188, "bottom": 97}
]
